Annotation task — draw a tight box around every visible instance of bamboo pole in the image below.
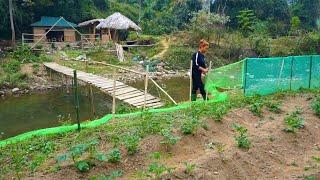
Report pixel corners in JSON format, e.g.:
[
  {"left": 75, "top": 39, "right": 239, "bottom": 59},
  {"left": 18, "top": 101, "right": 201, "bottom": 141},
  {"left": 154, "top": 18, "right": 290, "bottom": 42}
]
[
  {"left": 149, "top": 78, "right": 177, "bottom": 105},
  {"left": 206, "top": 61, "right": 212, "bottom": 102},
  {"left": 189, "top": 60, "right": 193, "bottom": 102},
  {"left": 90, "top": 85, "right": 96, "bottom": 117},
  {"left": 112, "top": 71, "right": 116, "bottom": 115},
  {"left": 144, "top": 65, "right": 149, "bottom": 110}
]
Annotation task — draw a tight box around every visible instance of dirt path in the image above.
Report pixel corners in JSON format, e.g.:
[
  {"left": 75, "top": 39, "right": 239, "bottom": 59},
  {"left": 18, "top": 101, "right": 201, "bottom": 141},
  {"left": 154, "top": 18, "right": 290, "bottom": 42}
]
[{"left": 152, "top": 37, "right": 170, "bottom": 59}]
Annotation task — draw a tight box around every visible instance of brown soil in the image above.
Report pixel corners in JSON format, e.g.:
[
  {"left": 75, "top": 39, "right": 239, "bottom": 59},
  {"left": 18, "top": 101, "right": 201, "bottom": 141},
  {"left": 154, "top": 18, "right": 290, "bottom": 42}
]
[{"left": 24, "top": 94, "right": 320, "bottom": 179}]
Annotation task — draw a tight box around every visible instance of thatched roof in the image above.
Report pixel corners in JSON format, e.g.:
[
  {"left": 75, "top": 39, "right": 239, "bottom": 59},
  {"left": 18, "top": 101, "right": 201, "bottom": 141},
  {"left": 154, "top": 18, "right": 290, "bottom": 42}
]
[
  {"left": 78, "top": 19, "right": 105, "bottom": 27},
  {"left": 96, "top": 12, "right": 141, "bottom": 31}
]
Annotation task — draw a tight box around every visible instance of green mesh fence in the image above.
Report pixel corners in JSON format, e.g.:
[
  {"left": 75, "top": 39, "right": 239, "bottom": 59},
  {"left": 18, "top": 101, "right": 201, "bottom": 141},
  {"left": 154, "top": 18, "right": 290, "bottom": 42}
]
[
  {"left": 205, "top": 60, "right": 244, "bottom": 99},
  {"left": 244, "top": 55, "right": 320, "bottom": 95},
  {"left": 311, "top": 55, "right": 320, "bottom": 88},
  {"left": 244, "top": 57, "right": 292, "bottom": 95},
  {"left": 2, "top": 55, "right": 319, "bottom": 148}
]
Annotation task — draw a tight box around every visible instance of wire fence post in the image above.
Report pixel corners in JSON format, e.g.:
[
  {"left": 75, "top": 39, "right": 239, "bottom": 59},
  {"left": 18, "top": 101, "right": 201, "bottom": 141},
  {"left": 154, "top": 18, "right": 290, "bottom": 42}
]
[
  {"left": 144, "top": 65, "right": 149, "bottom": 110},
  {"left": 73, "top": 70, "right": 80, "bottom": 131},
  {"left": 112, "top": 70, "right": 116, "bottom": 115},
  {"left": 308, "top": 56, "right": 313, "bottom": 89}
]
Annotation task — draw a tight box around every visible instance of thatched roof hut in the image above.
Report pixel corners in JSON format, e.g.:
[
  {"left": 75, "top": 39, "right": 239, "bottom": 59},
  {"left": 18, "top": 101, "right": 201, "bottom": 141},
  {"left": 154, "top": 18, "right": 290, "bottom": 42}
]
[
  {"left": 96, "top": 12, "right": 142, "bottom": 31},
  {"left": 78, "top": 19, "right": 104, "bottom": 27}
]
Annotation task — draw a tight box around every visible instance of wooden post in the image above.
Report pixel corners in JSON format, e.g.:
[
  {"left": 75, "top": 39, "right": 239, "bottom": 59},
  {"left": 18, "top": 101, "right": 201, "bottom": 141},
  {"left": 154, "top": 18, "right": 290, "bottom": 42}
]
[
  {"left": 81, "top": 35, "right": 84, "bottom": 49},
  {"left": 90, "top": 85, "right": 96, "bottom": 117},
  {"left": 189, "top": 60, "right": 193, "bottom": 102},
  {"left": 112, "top": 70, "right": 116, "bottom": 115},
  {"left": 144, "top": 65, "right": 149, "bottom": 110},
  {"left": 85, "top": 60, "right": 88, "bottom": 72},
  {"left": 49, "top": 69, "right": 52, "bottom": 83}
]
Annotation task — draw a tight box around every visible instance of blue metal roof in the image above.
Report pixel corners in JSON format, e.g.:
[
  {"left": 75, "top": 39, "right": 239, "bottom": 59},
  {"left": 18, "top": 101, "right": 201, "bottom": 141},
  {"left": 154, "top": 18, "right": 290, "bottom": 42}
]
[{"left": 31, "top": 17, "right": 77, "bottom": 28}]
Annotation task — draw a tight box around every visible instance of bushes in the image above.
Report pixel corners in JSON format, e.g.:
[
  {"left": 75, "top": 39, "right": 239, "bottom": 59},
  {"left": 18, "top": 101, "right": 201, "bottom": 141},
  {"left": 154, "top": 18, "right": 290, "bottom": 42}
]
[
  {"left": 270, "top": 36, "right": 296, "bottom": 56},
  {"left": 163, "top": 45, "right": 194, "bottom": 69},
  {"left": 249, "top": 33, "right": 271, "bottom": 57},
  {"left": 11, "top": 46, "right": 37, "bottom": 63},
  {"left": 223, "top": 32, "right": 246, "bottom": 60},
  {"left": 0, "top": 72, "right": 28, "bottom": 88},
  {"left": 2, "top": 60, "right": 21, "bottom": 73},
  {"left": 294, "top": 32, "right": 320, "bottom": 55}
]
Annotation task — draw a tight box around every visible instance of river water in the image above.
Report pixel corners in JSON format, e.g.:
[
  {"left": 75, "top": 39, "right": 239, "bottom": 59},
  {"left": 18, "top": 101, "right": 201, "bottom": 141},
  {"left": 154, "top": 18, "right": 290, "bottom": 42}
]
[{"left": 0, "top": 77, "right": 189, "bottom": 139}]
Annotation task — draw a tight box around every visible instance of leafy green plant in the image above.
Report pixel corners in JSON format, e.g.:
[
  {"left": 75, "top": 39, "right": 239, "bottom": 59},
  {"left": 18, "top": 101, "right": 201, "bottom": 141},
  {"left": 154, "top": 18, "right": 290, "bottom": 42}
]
[
  {"left": 232, "top": 124, "right": 251, "bottom": 149},
  {"left": 55, "top": 140, "right": 99, "bottom": 172},
  {"left": 90, "top": 170, "right": 123, "bottom": 180},
  {"left": 249, "top": 102, "right": 264, "bottom": 117},
  {"left": 123, "top": 135, "right": 140, "bottom": 155},
  {"left": 180, "top": 118, "right": 199, "bottom": 135},
  {"left": 210, "top": 104, "right": 230, "bottom": 122},
  {"left": 75, "top": 160, "right": 90, "bottom": 172},
  {"left": 266, "top": 101, "right": 282, "bottom": 114},
  {"left": 311, "top": 96, "right": 320, "bottom": 117},
  {"left": 184, "top": 162, "right": 196, "bottom": 175},
  {"left": 304, "top": 176, "right": 316, "bottom": 180},
  {"left": 284, "top": 111, "right": 305, "bottom": 133},
  {"left": 107, "top": 148, "right": 121, "bottom": 163},
  {"left": 148, "top": 162, "right": 172, "bottom": 178},
  {"left": 160, "top": 129, "right": 180, "bottom": 149},
  {"left": 312, "top": 156, "right": 320, "bottom": 163}
]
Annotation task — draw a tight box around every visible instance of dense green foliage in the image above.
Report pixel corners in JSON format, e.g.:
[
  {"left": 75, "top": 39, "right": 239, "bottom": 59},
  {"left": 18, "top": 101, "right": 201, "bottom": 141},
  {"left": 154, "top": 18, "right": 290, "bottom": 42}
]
[{"left": 1, "top": 0, "right": 319, "bottom": 39}]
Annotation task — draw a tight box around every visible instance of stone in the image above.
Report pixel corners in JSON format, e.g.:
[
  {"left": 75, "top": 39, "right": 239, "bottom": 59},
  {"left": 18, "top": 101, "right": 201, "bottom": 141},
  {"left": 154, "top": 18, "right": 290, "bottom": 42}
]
[
  {"left": 0, "top": 91, "right": 4, "bottom": 95},
  {"left": 213, "top": 171, "right": 219, "bottom": 175},
  {"left": 12, "top": 88, "right": 20, "bottom": 93}
]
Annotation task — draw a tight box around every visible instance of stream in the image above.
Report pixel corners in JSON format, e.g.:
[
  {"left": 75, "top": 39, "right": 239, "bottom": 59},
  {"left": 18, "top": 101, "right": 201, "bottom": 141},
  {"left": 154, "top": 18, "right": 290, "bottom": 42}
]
[{"left": 0, "top": 77, "right": 189, "bottom": 139}]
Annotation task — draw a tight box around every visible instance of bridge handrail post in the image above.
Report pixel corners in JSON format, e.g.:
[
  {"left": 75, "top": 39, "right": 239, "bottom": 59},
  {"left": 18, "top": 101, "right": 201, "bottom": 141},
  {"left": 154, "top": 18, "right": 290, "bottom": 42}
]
[
  {"left": 144, "top": 65, "right": 149, "bottom": 110},
  {"left": 112, "top": 70, "right": 116, "bottom": 115}
]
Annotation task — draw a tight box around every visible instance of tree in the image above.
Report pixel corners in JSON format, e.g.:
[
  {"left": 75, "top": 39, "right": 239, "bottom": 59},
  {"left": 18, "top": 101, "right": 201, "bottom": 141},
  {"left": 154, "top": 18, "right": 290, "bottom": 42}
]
[
  {"left": 290, "top": 16, "right": 301, "bottom": 35},
  {"left": 190, "top": 10, "right": 230, "bottom": 42},
  {"left": 9, "top": 0, "right": 15, "bottom": 46},
  {"left": 291, "top": 0, "right": 320, "bottom": 30},
  {"left": 236, "top": 9, "right": 256, "bottom": 36}
]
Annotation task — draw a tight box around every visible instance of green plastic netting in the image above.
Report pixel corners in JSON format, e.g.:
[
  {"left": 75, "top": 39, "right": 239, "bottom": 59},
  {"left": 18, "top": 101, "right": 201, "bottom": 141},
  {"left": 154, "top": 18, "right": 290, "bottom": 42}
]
[
  {"left": 0, "top": 96, "right": 227, "bottom": 148},
  {"left": 2, "top": 55, "right": 320, "bottom": 148},
  {"left": 244, "top": 55, "right": 320, "bottom": 95},
  {"left": 205, "top": 60, "right": 244, "bottom": 99}
]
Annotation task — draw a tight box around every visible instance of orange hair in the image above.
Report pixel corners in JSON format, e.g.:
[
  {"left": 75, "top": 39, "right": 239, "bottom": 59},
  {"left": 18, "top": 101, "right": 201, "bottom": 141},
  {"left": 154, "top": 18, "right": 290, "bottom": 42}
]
[{"left": 199, "top": 39, "right": 209, "bottom": 48}]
